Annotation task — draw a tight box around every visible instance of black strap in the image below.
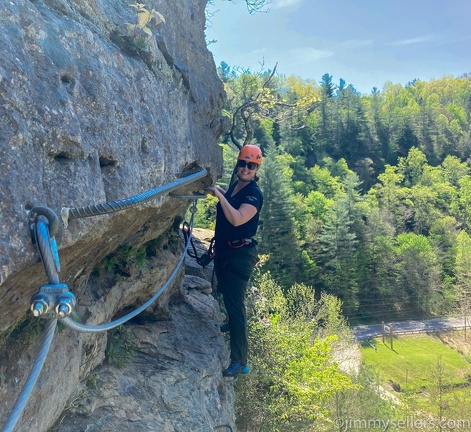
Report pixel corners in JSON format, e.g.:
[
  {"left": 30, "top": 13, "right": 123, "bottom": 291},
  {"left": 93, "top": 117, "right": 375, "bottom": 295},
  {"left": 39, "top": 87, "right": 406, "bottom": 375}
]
[{"left": 183, "top": 222, "right": 215, "bottom": 267}]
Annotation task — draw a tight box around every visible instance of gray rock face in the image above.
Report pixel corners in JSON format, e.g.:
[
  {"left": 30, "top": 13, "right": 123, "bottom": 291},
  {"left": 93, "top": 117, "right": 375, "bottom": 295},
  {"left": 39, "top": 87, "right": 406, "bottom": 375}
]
[
  {"left": 0, "top": 0, "right": 231, "bottom": 430},
  {"left": 55, "top": 290, "right": 233, "bottom": 432}
]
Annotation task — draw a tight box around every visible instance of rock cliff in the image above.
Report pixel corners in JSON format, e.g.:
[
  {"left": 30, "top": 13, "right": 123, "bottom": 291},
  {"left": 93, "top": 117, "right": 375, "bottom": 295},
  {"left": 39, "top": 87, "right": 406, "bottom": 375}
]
[{"left": 0, "top": 0, "right": 232, "bottom": 430}]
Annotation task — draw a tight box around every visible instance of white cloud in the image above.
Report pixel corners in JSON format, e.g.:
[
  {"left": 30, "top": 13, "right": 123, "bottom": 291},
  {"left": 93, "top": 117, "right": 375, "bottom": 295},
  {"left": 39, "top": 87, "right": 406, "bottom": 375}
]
[
  {"left": 387, "top": 36, "right": 433, "bottom": 46},
  {"left": 270, "top": 0, "right": 302, "bottom": 10},
  {"left": 289, "top": 47, "right": 333, "bottom": 63},
  {"left": 338, "top": 39, "right": 373, "bottom": 49}
]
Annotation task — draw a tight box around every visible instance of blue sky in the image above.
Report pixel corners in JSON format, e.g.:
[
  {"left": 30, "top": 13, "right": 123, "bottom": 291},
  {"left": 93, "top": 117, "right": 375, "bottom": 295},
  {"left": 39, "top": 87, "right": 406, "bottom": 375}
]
[{"left": 205, "top": 0, "right": 471, "bottom": 94}]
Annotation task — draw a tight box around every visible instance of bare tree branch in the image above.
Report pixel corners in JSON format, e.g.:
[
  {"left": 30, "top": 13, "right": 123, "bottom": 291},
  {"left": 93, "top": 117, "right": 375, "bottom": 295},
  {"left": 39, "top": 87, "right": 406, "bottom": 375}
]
[{"left": 228, "top": 62, "right": 300, "bottom": 148}]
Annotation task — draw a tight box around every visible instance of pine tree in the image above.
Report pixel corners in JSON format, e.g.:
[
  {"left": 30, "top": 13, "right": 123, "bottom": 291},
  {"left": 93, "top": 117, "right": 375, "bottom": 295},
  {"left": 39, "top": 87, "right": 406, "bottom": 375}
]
[
  {"left": 454, "top": 230, "right": 471, "bottom": 338},
  {"left": 395, "top": 233, "right": 441, "bottom": 315},
  {"left": 317, "top": 198, "right": 359, "bottom": 316},
  {"left": 259, "top": 145, "right": 302, "bottom": 288}
]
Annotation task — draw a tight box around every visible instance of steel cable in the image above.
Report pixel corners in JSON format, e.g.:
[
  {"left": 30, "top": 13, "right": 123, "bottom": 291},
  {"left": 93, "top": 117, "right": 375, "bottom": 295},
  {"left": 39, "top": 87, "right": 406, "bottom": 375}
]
[
  {"left": 1, "top": 212, "right": 63, "bottom": 432},
  {"left": 34, "top": 217, "right": 60, "bottom": 284},
  {"left": 2, "top": 172, "right": 206, "bottom": 431},
  {"left": 1, "top": 319, "right": 57, "bottom": 432},
  {"left": 62, "top": 169, "right": 207, "bottom": 224},
  {"left": 60, "top": 202, "right": 197, "bottom": 333}
]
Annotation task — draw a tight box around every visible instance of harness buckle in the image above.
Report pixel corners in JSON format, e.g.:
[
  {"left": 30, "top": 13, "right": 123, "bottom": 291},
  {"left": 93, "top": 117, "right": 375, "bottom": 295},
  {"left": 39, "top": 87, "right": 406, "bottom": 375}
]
[{"left": 227, "top": 238, "right": 252, "bottom": 248}]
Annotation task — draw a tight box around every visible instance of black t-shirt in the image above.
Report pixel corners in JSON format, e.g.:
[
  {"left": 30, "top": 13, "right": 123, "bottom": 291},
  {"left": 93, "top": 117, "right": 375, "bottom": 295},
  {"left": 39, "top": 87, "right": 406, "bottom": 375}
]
[{"left": 215, "top": 180, "right": 263, "bottom": 251}]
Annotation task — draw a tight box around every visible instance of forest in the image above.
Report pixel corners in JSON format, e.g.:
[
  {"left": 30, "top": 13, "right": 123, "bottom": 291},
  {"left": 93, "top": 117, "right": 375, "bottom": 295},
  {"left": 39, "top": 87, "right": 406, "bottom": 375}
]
[
  {"left": 194, "top": 66, "right": 471, "bottom": 430},
  {"left": 198, "top": 65, "right": 471, "bottom": 324}
]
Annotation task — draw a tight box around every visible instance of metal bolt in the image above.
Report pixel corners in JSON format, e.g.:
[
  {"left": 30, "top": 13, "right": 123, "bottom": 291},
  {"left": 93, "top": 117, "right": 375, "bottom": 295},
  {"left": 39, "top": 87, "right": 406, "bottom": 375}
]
[
  {"left": 56, "top": 303, "right": 71, "bottom": 318},
  {"left": 55, "top": 292, "right": 76, "bottom": 318},
  {"left": 31, "top": 300, "right": 48, "bottom": 317}
]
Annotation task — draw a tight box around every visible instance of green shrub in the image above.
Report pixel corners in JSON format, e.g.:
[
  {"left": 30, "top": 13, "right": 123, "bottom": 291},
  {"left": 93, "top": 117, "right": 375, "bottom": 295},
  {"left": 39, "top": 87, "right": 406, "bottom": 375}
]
[{"left": 106, "top": 326, "right": 138, "bottom": 369}]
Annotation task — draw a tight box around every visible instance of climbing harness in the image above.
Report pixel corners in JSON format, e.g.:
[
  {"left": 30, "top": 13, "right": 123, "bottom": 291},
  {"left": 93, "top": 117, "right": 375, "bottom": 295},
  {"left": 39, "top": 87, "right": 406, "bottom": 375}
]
[
  {"left": 227, "top": 238, "right": 254, "bottom": 249},
  {"left": 1, "top": 169, "right": 207, "bottom": 432},
  {"left": 183, "top": 221, "right": 215, "bottom": 267}
]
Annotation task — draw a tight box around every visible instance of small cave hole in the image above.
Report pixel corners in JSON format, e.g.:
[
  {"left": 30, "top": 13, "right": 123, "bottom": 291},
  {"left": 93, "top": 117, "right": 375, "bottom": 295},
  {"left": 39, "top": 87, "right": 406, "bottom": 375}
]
[
  {"left": 99, "top": 155, "right": 118, "bottom": 168},
  {"left": 140, "top": 137, "right": 148, "bottom": 152},
  {"left": 54, "top": 152, "right": 71, "bottom": 161},
  {"left": 60, "top": 73, "right": 74, "bottom": 85}
]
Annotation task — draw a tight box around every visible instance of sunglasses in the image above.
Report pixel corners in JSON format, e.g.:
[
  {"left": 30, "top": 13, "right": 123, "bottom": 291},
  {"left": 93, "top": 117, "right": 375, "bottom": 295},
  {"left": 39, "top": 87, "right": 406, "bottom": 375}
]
[{"left": 237, "top": 160, "right": 259, "bottom": 170}]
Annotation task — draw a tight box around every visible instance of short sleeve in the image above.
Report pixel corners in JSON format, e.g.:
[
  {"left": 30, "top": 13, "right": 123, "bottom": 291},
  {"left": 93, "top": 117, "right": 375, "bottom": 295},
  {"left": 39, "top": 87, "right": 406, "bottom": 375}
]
[{"left": 241, "top": 187, "right": 262, "bottom": 211}]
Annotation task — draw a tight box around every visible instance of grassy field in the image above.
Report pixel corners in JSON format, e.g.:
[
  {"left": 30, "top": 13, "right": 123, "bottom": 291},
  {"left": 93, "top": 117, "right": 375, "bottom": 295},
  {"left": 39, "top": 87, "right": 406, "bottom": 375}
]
[{"left": 361, "top": 333, "right": 471, "bottom": 395}]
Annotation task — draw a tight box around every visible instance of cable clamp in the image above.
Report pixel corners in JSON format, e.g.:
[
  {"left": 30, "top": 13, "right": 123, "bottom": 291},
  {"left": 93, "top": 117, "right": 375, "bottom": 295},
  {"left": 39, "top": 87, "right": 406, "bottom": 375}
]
[{"left": 30, "top": 283, "right": 76, "bottom": 319}]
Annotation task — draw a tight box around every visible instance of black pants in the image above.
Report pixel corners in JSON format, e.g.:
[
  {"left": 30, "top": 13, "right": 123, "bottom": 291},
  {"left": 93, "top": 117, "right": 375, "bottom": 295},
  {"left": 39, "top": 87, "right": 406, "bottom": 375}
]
[{"left": 214, "top": 246, "right": 258, "bottom": 365}]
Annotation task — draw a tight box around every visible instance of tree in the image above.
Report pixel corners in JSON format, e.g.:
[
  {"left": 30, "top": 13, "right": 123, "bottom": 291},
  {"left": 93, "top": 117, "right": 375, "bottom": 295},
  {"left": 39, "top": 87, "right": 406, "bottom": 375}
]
[
  {"left": 222, "top": 65, "right": 298, "bottom": 152},
  {"left": 369, "top": 86, "right": 390, "bottom": 167},
  {"left": 207, "top": 0, "right": 270, "bottom": 15},
  {"left": 237, "top": 276, "right": 356, "bottom": 432},
  {"left": 335, "top": 83, "right": 374, "bottom": 167},
  {"left": 441, "top": 155, "right": 470, "bottom": 187},
  {"left": 360, "top": 208, "right": 398, "bottom": 321},
  {"left": 398, "top": 146, "right": 427, "bottom": 187},
  {"left": 429, "top": 215, "right": 460, "bottom": 287},
  {"left": 395, "top": 233, "right": 441, "bottom": 315},
  {"left": 381, "top": 82, "right": 408, "bottom": 162},
  {"left": 318, "top": 198, "right": 359, "bottom": 316},
  {"left": 429, "top": 356, "right": 450, "bottom": 425},
  {"left": 318, "top": 73, "right": 336, "bottom": 158},
  {"left": 457, "top": 176, "right": 471, "bottom": 228},
  {"left": 341, "top": 172, "right": 365, "bottom": 232},
  {"left": 308, "top": 164, "right": 342, "bottom": 198},
  {"left": 330, "top": 362, "right": 396, "bottom": 423},
  {"left": 373, "top": 165, "right": 408, "bottom": 233},
  {"left": 259, "top": 145, "right": 302, "bottom": 288},
  {"left": 408, "top": 184, "right": 439, "bottom": 234},
  {"left": 454, "top": 230, "right": 471, "bottom": 338},
  {"left": 217, "top": 61, "right": 233, "bottom": 82},
  {"left": 241, "top": 0, "right": 270, "bottom": 14}
]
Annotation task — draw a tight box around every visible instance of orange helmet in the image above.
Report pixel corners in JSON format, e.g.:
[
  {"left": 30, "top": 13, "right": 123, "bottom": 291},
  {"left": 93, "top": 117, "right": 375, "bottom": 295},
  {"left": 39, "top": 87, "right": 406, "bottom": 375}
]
[{"left": 238, "top": 145, "right": 263, "bottom": 166}]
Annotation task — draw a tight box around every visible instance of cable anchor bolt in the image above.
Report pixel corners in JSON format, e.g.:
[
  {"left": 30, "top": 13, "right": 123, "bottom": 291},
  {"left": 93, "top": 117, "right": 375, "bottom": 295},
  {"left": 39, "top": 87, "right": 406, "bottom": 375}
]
[
  {"left": 31, "top": 294, "right": 52, "bottom": 317},
  {"left": 55, "top": 291, "right": 77, "bottom": 318},
  {"left": 30, "top": 283, "right": 76, "bottom": 318}
]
